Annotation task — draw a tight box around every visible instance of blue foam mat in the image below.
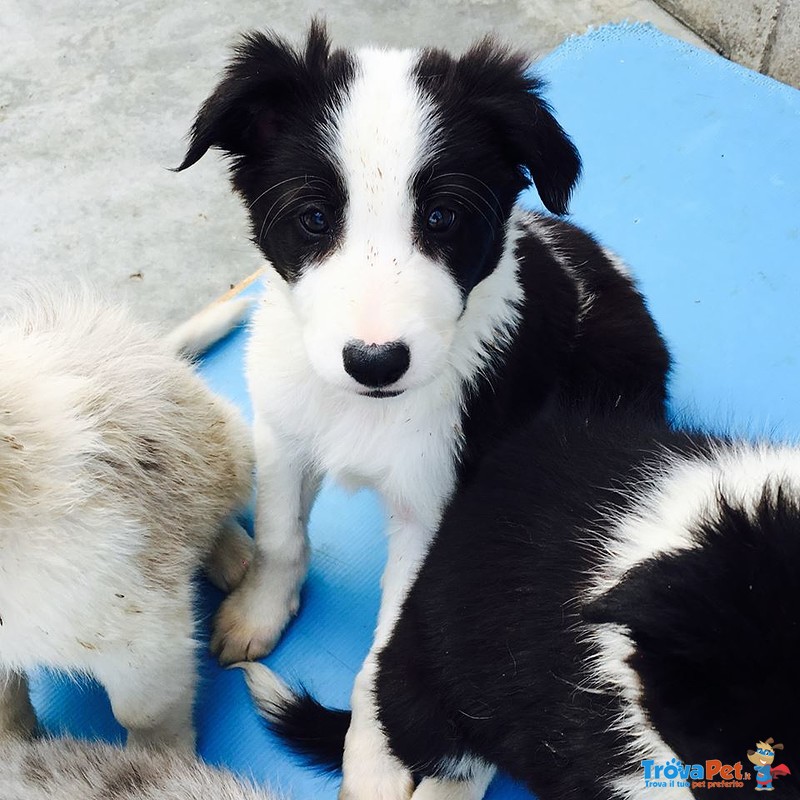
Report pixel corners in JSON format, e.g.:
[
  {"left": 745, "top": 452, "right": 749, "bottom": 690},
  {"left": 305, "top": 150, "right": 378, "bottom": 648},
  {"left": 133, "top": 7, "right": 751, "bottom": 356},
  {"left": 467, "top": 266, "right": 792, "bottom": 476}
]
[{"left": 30, "top": 23, "right": 800, "bottom": 799}]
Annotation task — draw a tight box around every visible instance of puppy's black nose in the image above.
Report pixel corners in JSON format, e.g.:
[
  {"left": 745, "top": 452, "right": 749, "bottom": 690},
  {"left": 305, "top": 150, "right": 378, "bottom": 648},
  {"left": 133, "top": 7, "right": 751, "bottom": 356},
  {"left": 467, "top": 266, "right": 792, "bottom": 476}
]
[{"left": 342, "top": 340, "right": 410, "bottom": 388}]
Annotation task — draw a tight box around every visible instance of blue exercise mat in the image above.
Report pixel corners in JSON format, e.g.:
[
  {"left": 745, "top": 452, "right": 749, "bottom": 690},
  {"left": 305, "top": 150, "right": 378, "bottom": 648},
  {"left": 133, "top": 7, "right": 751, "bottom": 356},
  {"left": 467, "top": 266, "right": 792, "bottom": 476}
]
[{"left": 29, "top": 22, "right": 800, "bottom": 800}]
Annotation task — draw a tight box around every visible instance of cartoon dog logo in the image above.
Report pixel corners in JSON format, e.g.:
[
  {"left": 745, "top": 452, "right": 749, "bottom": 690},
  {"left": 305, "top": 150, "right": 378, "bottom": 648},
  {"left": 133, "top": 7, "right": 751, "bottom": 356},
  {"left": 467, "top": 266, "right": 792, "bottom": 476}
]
[{"left": 747, "top": 738, "right": 791, "bottom": 791}]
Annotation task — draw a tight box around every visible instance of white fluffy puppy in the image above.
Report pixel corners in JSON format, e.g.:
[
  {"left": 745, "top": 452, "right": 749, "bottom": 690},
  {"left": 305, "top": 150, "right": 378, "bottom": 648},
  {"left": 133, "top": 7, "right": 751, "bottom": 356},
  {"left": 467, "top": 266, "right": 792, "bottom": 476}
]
[
  {"left": 0, "top": 288, "right": 254, "bottom": 751},
  {"left": 0, "top": 736, "right": 275, "bottom": 800}
]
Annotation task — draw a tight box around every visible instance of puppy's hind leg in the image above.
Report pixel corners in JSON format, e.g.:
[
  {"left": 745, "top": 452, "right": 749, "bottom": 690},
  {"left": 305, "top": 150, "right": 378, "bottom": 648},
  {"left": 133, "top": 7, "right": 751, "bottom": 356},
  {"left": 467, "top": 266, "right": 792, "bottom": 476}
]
[
  {"left": 95, "top": 611, "right": 197, "bottom": 753},
  {"left": 0, "top": 667, "right": 36, "bottom": 738},
  {"left": 205, "top": 519, "right": 255, "bottom": 593}
]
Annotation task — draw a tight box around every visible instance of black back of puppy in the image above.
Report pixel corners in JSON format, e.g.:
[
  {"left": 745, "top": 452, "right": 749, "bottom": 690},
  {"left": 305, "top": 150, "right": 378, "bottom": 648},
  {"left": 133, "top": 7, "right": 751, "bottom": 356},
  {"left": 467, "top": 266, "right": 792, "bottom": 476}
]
[
  {"left": 376, "top": 410, "right": 800, "bottom": 798},
  {"left": 459, "top": 220, "right": 671, "bottom": 473},
  {"left": 376, "top": 409, "right": 694, "bottom": 797},
  {"left": 583, "top": 492, "right": 800, "bottom": 796}
]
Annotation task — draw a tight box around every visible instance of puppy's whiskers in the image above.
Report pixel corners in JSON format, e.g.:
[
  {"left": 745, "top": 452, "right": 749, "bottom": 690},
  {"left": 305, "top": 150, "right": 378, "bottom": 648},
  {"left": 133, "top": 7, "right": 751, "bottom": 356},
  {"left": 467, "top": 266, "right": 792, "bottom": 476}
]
[
  {"left": 434, "top": 172, "right": 504, "bottom": 220},
  {"left": 428, "top": 189, "right": 495, "bottom": 233},
  {"left": 247, "top": 176, "right": 308, "bottom": 211},
  {"left": 259, "top": 192, "right": 330, "bottom": 244}
]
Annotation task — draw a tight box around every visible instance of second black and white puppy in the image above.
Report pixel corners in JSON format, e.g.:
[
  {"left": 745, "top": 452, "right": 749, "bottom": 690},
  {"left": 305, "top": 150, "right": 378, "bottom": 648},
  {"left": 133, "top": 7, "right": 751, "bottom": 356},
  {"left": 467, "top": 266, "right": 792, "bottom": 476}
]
[
  {"left": 246, "top": 405, "right": 800, "bottom": 800},
  {"left": 178, "top": 22, "right": 670, "bottom": 799}
]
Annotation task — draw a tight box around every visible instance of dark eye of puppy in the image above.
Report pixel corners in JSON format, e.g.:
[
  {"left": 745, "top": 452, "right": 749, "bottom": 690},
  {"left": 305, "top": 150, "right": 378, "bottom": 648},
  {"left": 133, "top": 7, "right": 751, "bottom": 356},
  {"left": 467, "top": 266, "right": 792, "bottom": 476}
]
[
  {"left": 414, "top": 169, "right": 517, "bottom": 296},
  {"left": 299, "top": 207, "right": 330, "bottom": 236},
  {"left": 242, "top": 163, "right": 346, "bottom": 281},
  {"left": 425, "top": 206, "right": 458, "bottom": 234}
]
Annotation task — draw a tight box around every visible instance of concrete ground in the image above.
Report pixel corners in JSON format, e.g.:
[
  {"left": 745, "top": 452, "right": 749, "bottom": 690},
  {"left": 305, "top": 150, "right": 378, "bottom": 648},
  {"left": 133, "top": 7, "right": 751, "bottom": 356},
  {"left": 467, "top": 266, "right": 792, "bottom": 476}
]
[
  {"left": 656, "top": 0, "right": 800, "bottom": 87},
  {"left": 1, "top": 1, "right": 706, "bottom": 325}
]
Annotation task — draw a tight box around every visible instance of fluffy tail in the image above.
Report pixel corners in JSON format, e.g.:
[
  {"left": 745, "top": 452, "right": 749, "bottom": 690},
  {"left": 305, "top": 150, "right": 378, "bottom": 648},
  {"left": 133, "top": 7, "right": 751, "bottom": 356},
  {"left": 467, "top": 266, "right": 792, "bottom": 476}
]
[
  {"left": 239, "top": 662, "right": 351, "bottom": 774},
  {"left": 166, "top": 296, "right": 253, "bottom": 358}
]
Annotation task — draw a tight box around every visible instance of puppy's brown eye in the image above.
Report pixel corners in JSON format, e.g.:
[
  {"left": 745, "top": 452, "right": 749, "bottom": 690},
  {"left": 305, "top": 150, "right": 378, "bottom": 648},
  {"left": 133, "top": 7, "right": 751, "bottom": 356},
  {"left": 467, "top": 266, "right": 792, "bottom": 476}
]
[
  {"left": 299, "top": 207, "right": 329, "bottom": 235},
  {"left": 426, "top": 206, "right": 457, "bottom": 233}
]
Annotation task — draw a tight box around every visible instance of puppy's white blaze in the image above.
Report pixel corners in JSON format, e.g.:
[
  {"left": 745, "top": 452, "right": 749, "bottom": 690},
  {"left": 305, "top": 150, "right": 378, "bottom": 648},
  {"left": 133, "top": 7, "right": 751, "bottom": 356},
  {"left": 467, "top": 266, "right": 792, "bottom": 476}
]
[
  {"left": 336, "top": 47, "right": 439, "bottom": 235},
  {"left": 586, "top": 442, "right": 800, "bottom": 800},
  {"left": 292, "top": 47, "right": 465, "bottom": 392}
]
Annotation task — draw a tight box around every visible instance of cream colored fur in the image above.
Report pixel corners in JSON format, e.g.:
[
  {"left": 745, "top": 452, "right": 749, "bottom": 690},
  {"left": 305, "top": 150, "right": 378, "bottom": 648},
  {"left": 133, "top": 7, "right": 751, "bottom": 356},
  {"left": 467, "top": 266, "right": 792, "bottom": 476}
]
[
  {"left": 0, "top": 736, "right": 275, "bottom": 799},
  {"left": 0, "top": 287, "right": 254, "bottom": 751}
]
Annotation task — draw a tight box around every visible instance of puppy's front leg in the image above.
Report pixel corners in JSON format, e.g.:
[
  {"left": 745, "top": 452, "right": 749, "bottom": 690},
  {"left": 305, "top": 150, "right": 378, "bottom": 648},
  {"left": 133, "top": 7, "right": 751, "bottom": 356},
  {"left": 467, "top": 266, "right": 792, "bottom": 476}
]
[
  {"left": 0, "top": 667, "right": 36, "bottom": 738},
  {"left": 339, "top": 513, "right": 431, "bottom": 800},
  {"left": 413, "top": 767, "right": 497, "bottom": 800},
  {"left": 212, "top": 418, "right": 319, "bottom": 664}
]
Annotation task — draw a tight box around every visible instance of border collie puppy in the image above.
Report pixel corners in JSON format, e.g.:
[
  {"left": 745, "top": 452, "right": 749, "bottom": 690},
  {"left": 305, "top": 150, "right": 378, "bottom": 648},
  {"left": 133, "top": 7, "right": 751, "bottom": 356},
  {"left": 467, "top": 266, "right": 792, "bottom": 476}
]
[
  {"left": 0, "top": 288, "right": 254, "bottom": 751},
  {"left": 245, "top": 405, "right": 800, "bottom": 799},
  {"left": 178, "top": 22, "right": 670, "bottom": 798},
  {"left": 0, "top": 736, "right": 275, "bottom": 800}
]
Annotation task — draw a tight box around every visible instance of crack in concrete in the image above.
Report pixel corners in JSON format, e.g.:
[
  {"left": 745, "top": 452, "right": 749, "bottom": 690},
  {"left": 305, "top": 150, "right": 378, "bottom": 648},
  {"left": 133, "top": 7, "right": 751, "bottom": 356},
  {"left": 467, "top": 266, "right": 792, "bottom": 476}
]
[{"left": 759, "top": 0, "right": 783, "bottom": 73}]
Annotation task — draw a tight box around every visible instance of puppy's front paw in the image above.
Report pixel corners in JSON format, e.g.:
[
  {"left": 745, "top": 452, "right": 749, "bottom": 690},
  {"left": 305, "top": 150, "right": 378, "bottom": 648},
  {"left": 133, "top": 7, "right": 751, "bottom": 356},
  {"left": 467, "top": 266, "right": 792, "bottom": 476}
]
[
  {"left": 339, "top": 760, "right": 415, "bottom": 800},
  {"left": 211, "top": 561, "right": 302, "bottom": 664}
]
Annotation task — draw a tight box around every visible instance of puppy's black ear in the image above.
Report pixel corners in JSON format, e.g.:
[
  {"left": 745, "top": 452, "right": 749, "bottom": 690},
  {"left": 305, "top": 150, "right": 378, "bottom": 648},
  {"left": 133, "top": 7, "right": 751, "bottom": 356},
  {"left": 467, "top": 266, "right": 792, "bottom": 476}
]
[
  {"left": 176, "top": 20, "right": 331, "bottom": 171},
  {"left": 457, "top": 40, "right": 582, "bottom": 215}
]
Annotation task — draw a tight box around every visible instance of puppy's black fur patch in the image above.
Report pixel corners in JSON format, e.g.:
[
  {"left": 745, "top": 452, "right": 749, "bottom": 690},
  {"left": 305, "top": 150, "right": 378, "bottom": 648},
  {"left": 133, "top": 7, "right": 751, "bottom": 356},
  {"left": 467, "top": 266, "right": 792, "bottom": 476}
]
[
  {"left": 261, "top": 408, "right": 800, "bottom": 798},
  {"left": 379, "top": 416, "right": 799, "bottom": 798},
  {"left": 458, "top": 217, "right": 670, "bottom": 475},
  {"left": 177, "top": 21, "right": 356, "bottom": 279},
  {"left": 584, "top": 491, "right": 800, "bottom": 795},
  {"left": 411, "top": 40, "right": 581, "bottom": 295}
]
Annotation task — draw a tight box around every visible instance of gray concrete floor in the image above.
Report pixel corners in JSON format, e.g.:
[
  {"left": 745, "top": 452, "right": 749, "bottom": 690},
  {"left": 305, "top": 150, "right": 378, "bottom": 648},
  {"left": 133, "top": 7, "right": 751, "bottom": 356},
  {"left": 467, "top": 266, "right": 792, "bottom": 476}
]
[
  {"left": 1, "top": 1, "right": 705, "bottom": 325},
  {"left": 656, "top": 0, "right": 800, "bottom": 87}
]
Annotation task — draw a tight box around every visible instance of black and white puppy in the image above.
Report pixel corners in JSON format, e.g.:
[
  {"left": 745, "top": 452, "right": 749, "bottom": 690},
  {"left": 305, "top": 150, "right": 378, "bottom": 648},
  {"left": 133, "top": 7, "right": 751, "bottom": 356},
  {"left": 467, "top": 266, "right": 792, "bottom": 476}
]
[
  {"left": 246, "top": 405, "right": 800, "bottom": 800},
  {"left": 178, "top": 22, "right": 670, "bottom": 799}
]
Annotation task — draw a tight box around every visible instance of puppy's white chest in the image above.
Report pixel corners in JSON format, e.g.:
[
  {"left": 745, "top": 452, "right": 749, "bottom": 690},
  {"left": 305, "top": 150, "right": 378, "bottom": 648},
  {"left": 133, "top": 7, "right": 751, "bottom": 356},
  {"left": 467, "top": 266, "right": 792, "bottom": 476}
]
[
  {"left": 247, "top": 282, "right": 470, "bottom": 516},
  {"left": 251, "top": 345, "right": 461, "bottom": 508}
]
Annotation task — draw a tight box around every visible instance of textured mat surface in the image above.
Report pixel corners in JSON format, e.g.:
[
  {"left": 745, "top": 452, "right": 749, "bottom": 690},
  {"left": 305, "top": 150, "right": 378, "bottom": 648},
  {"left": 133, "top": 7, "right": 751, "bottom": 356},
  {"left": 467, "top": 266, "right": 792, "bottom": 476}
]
[{"left": 29, "top": 23, "right": 800, "bottom": 800}]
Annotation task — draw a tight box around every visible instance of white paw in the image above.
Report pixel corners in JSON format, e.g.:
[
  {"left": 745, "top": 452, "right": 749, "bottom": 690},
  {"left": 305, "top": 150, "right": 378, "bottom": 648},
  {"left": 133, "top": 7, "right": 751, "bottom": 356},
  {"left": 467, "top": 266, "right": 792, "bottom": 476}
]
[
  {"left": 339, "top": 760, "right": 414, "bottom": 800},
  {"left": 340, "top": 716, "right": 414, "bottom": 800},
  {"left": 211, "top": 558, "right": 303, "bottom": 664}
]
